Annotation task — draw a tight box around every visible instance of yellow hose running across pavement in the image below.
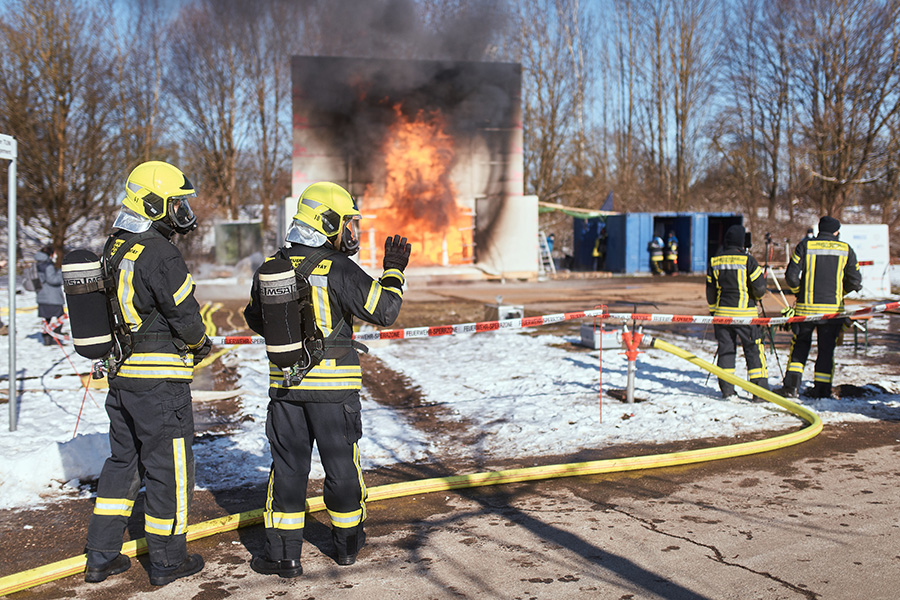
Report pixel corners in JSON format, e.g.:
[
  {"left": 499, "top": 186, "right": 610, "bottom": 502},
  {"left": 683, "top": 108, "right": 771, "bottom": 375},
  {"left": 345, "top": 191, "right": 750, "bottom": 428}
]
[{"left": 0, "top": 335, "right": 822, "bottom": 596}]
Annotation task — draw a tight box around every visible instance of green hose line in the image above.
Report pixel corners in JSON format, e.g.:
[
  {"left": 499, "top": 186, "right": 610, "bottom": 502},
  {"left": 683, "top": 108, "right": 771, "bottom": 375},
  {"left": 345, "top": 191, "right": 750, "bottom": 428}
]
[{"left": 0, "top": 335, "right": 822, "bottom": 596}]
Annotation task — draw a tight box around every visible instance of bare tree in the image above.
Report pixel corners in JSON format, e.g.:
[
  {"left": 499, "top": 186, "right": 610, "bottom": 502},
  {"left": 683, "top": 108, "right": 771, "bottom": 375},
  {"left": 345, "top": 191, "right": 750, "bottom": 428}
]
[
  {"left": 667, "top": 0, "right": 720, "bottom": 210},
  {"left": 509, "top": 0, "right": 592, "bottom": 204},
  {"left": 710, "top": 0, "right": 793, "bottom": 226},
  {"left": 791, "top": 0, "right": 900, "bottom": 218},
  {"left": 0, "top": 0, "right": 121, "bottom": 254},
  {"left": 110, "top": 0, "right": 170, "bottom": 169},
  {"left": 166, "top": 0, "right": 251, "bottom": 221}
]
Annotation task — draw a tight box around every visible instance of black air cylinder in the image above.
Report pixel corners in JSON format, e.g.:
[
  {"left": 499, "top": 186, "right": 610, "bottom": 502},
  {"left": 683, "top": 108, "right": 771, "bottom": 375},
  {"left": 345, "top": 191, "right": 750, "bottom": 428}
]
[
  {"left": 62, "top": 250, "right": 113, "bottom": 360},
  {"left": 258, "top": 259, "right": 304, "bottom": 369}
]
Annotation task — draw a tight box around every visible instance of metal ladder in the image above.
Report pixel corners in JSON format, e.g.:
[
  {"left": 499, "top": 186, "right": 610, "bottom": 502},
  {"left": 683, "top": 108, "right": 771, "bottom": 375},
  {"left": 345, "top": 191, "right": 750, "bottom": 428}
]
[{"left": 538, "top": 231, "right": 556, "bottom": 276}]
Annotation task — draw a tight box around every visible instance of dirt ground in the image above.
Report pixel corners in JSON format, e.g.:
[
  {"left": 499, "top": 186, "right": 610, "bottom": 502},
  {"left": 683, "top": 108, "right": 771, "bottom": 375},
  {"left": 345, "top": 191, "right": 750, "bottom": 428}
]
[{"left": 2, "top": 273, "right": 898, "bottom": 599}]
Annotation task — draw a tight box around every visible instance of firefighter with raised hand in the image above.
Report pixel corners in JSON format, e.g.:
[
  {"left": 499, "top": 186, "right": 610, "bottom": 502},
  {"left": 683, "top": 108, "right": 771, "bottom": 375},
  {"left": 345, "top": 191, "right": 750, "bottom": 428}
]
[
  {"left": 244, "top": 181, "right": 409, "bottom": 578},
  {"left": 707, "top": 224, "right": 769, "bottom": 400},
  {"left": 84, "top": 161, "right": 211, "bottom": 586},
  {"left": 776, "top": 216, "right": 861, "bottom": 399}
]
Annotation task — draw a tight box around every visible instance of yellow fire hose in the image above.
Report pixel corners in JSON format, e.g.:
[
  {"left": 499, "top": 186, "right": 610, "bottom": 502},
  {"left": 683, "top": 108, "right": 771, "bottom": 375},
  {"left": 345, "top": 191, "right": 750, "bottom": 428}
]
[{"left": 0, "top": 335, "right": 822, "bottom": 596}]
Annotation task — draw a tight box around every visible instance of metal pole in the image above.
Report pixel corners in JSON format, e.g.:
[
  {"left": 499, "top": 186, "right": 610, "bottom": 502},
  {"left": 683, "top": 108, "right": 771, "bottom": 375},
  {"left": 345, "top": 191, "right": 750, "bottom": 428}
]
[
  {"left": 625, "top": 357, "right": 636, "bottom": 404},
  {"left": 4, "top": 136, "right": 17, "bottom": 431}
]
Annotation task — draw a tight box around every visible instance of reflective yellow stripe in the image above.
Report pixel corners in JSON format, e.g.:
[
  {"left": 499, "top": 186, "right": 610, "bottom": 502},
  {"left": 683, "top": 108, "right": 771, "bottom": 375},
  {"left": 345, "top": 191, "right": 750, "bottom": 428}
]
[
  {"left": 382, "top": 268, "right": 405, "bottom": 286},
  {"left": 788, "top": 361, "right": 804, "bottom": 374},
  {"left": 355, "top": 443, "right": 367, "bottom": 524},
  {"left": 328, "top": 508, "right": 362, "bottom": 528},
  {"left": 119, "top": 353, "right": 193, "bottom": 379},
  {"left": 271, "top": 379, "right": 362, "bottom": 391},
  {"left": 270, "top": 511, "right": 306, "bottom": 530},
  {"left": 173, "top": 438, "right": 188, "bottom": 535},
  {"left": 119, "top": 352, "right": 194, "bottom": 380},
  {"left": 365, "top": 281, "right": 382, "bottom": 314},
  {"left": 93, "top": 497, "right": 134, "bottom": 517},
  {"left": 269, "top": 364, "right": 362, "bottom": 376},
  {"left": 712, "top": 306, "right": 758, "bottom": 317},
  {"left": 313, "top": 284, "right": 333, "bottom": 336},
  {"left": 144, "top": 514, "right": 174, "bottom": 535},
  {"left": 264, "top": 470, "right": 275, "bottom": 529},
  {"left": 794, "top": 303, "right": 842, "bottom": 315},
  {"left": 327, "top": 442, "right": 366, "bottom": 528},
  {"left": 173, "top": 273, "right": 195, "bottom": 306},
  {"left": 118, "top": 261, "right": 141, "bottom": 330}
]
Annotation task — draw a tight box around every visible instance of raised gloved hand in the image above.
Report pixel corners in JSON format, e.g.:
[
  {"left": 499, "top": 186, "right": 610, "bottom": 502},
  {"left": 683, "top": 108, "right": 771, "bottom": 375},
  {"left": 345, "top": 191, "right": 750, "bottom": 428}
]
[
  {"left": 383, "top": 235, "right": 412, "bottom": 272},
  {"left": 779, "top": 306, "right": 795, "bottom": 332},
  {"left": 192, "top": 336, "right": 213, "bottom": 366}
]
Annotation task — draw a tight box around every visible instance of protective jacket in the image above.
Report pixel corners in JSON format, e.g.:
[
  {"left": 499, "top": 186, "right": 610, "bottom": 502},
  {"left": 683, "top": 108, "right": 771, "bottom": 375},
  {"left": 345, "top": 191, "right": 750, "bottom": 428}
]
[
  {"left": 706, "top": 246, "right": 766, "bottom": 317},
  {"left": 104, "top": 228, "right": 207, "bottom": 390},
  {"left": 665, "top": 236, "right": 678, "bottom": 261},
  {"left": 244, "top": 244, "right": 404, "bottom": 398},
  {"left": 785, "top": 232, "right": 862, "bottom": 316}
]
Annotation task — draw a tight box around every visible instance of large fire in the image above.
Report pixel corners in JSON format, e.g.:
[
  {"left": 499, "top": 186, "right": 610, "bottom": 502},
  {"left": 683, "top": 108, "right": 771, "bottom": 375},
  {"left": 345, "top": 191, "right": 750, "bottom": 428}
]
[{"left": 359, "top": 105, "right": 473, "bottom": 267}]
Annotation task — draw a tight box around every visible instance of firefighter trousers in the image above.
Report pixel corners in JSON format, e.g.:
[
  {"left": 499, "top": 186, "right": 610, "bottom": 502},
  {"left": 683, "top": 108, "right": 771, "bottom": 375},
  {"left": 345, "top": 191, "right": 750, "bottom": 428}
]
[
  {"left": 263, "top": 394, "right": 366, "bottom": 561},
  {"left": 85, "top": 381, "right": 195, "bottom": 568},
  {"left": 714, "top": 324, "right": 769, "bottom": 396},
  {"left": 783, "top": 320, "right": 843, "bottom": 393}
]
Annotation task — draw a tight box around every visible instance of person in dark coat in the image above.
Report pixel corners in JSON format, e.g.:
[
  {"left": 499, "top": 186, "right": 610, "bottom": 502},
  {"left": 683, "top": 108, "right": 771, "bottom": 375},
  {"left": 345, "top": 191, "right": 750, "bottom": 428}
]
[{"left": 34, "top": 245, "right": 65, "bottom": 345}]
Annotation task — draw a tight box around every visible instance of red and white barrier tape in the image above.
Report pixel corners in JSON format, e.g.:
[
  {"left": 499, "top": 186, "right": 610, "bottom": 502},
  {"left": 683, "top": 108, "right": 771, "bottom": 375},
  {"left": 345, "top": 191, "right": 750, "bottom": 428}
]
[{"left": 208, "top": 300, "right": 899, "bottom": 346}]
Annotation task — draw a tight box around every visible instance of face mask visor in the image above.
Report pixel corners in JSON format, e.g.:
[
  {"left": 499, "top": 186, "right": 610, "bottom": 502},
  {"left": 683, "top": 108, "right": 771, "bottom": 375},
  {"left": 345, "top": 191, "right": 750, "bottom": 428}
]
[
  {"left": 339, "top": 215, "right": 360, "bottom": 256},
  {"left": 169, "top": 194, "right": 197, "bottom": 233}
]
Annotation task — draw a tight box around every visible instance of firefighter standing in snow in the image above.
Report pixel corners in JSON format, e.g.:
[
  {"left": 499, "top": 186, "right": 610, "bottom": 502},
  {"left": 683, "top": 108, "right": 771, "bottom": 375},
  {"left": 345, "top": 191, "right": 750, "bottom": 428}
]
[
  {"left": 706, "top": 224, "right": 769, "bottom": 399},
  {"left": 83, "top": 161, "right": 211, "bottom": 586},
  {"left": 244, "top": 182, "right": 410, "bottom": 578},
  {"left": 777, "top": 216, "right": 861, "bottom": 399}
]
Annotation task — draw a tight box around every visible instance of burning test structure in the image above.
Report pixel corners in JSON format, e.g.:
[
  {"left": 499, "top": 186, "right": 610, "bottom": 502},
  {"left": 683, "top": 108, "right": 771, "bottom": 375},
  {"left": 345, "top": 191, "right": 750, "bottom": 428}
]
[{"left": 289, "top": 56, "right": 536, "bottom": 277}]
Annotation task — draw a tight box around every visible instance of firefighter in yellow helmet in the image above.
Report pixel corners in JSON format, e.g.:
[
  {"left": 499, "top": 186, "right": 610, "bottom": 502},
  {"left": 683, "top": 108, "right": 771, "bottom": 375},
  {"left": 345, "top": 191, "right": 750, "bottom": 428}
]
[
  {"left": 84, "top": 161, "right": 210, "bottom": 586},
  {"left": 244, "top": 181, "right": 411, "bottom": 577}
]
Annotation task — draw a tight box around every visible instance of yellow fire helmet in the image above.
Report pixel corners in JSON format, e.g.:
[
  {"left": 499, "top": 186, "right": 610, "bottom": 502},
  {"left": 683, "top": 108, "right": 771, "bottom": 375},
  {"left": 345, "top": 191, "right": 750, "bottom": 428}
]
[
  {"left": 121, "top": 161, "right": 197, "bottom": 234},
  {"left": 291, "top": 182, "right": 360, "bottom": 254}
]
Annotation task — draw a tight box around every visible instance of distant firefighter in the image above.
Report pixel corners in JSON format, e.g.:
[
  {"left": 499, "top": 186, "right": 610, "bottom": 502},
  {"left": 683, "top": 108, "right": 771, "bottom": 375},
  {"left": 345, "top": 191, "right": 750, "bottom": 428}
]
[
  {"left": 647, "top": 234, "right": 664, "bottom": 275},
  {"left": 664, "top": 231, "right": 679, "bottom": 275}
]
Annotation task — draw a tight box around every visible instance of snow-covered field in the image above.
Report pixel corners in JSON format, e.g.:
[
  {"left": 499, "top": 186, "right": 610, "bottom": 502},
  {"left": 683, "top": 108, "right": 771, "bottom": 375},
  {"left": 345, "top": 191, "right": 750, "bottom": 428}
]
[{"left": 2, "top": 288, "right": 899, "bottom": 512}]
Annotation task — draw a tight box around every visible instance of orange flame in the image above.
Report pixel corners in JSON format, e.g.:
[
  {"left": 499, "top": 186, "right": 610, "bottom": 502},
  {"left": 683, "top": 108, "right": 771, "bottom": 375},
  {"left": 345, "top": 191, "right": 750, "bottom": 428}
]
[{"left": 360, "top": 105, "right": 473, "bottom": 267}]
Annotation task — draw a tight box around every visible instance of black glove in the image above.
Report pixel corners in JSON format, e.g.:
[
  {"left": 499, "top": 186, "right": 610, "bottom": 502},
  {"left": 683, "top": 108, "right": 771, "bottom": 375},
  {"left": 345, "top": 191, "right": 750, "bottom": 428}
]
[
  {"left": 383, "top": 235, "right": 412, "bottom": 272},
  {"left": 192, "top": 336, "right": 213, "bottom": 366}
]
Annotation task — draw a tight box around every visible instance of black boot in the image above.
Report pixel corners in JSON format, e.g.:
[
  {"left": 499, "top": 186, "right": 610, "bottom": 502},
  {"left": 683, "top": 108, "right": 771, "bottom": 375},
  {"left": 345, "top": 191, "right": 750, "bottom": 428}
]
[
  {"left": 250, "top": 556, "right": 303, "bottom": 578},
  {"left": 336, "top": 530, "right": 366, "bottom": 566},
  {"left": 149, "top": 553, "right": 204, "bottom": 586},
  {"left": 808, "top": 382, "right": 833, "bottom": 399},
  {"left": 84, "top": 553, "right": 131, "bottom": 583},
  {"left": 773, "top": 385, "right": 798, "bottom": 399}
]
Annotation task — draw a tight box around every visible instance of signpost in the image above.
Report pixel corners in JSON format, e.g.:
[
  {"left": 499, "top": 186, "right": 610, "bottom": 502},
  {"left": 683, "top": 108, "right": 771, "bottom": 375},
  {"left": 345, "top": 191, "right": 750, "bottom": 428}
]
[{"left": 1, "top": 132, "right": 17, "bottom": 431}]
